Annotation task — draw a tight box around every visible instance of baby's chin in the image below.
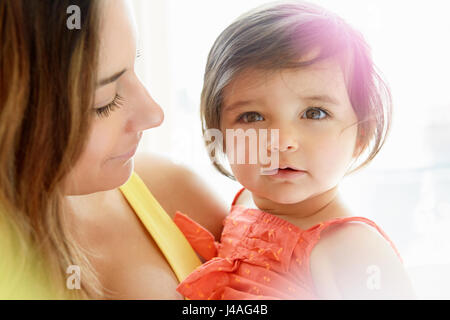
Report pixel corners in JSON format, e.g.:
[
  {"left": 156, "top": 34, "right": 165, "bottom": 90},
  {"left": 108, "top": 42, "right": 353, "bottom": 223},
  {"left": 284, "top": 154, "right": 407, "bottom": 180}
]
[
  {"left": 253, "top": 186, "right": 307, "bottom": 205},
  {"left": 266, "top": 193, "right": 306, "bottom": 205}
]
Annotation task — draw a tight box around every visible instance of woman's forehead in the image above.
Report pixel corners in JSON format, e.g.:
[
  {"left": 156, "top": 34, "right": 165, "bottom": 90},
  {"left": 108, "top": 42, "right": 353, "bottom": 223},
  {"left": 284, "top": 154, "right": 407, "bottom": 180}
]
[{"left": 97, "top": 0, "right": 137, "bottom": 81}]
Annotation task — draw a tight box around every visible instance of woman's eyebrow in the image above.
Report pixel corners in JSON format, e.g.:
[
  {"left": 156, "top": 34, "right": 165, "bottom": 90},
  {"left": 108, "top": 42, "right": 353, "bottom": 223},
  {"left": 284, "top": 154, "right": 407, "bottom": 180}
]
[{"left": 97, "top": 68, "right": 127, "bottom": 87}]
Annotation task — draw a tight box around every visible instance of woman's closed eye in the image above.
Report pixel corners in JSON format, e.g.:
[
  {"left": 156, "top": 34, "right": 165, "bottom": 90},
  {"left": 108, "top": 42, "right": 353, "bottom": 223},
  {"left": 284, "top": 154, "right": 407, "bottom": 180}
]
[{"left": 95, "top": 94, "right": 124, "bottom": 118}]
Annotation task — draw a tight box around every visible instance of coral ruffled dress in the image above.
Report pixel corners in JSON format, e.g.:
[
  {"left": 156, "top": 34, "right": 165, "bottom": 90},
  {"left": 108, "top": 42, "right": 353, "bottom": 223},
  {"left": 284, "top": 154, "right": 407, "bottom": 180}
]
[{"left": 173, "top": 188, "right": 401, "bottom": 300}]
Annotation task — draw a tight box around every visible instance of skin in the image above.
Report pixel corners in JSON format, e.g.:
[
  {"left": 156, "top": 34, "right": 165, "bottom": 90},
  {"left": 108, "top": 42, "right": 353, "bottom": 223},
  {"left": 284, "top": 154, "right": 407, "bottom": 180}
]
[
  {"left": 64, "top": 0, "right": 161, "bottom": 195},
  {"left": 221, "top": 61, "right": 360, "bottom": 226},
  {"left": 64, "top": 0, "right": 227, "bottom": 299},
  {"left": 222, "top": 61, "right": 415, "bottom": 299}
]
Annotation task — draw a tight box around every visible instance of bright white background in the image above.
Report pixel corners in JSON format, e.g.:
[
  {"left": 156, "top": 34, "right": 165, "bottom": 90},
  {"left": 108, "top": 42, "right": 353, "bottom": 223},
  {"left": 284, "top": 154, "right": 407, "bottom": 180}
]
[{"left": 130, "top": 0, "right": 450, "bottom": 298}]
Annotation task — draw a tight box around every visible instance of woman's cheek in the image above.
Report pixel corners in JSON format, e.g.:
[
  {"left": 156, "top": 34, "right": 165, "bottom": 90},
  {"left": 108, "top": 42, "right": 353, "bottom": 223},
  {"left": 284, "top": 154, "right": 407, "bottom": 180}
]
[{"left": 87, "top": 121, "right": 117, "bottom": 168}]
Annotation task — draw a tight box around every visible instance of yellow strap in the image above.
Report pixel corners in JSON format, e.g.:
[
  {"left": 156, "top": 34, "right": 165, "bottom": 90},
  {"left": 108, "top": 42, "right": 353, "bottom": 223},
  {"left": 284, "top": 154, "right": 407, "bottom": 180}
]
[{"left": 119, "top": 172, "right": 201, "bottom": 283}]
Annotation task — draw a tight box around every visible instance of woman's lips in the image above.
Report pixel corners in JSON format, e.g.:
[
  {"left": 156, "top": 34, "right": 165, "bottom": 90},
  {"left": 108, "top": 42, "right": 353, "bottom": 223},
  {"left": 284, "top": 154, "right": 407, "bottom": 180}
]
[
  {"left": 110, "top": 144, "right": 138, "bottom": 161},
  {"left": 262, "top": 167, "right": 307, "bottom": 179}
]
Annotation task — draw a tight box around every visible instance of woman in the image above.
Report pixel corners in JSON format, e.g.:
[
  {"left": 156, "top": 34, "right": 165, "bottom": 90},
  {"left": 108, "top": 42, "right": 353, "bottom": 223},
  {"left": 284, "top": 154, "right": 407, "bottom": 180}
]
[{"left": 0, "top": 0, "right": 226, "bottom": 299}]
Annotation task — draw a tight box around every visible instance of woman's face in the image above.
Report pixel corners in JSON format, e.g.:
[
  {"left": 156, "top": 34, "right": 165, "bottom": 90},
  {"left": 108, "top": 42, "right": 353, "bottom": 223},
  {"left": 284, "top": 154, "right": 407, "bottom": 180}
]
[{"left": 65, "top": 0, "right": 163, "bottom": 195}]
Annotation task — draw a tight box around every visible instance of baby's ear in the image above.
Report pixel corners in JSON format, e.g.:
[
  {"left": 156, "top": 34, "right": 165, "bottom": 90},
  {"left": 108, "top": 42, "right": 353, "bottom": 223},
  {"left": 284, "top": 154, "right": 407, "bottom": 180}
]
[{"left": 352, "top": 140, "right": 364, "bottom": 158}]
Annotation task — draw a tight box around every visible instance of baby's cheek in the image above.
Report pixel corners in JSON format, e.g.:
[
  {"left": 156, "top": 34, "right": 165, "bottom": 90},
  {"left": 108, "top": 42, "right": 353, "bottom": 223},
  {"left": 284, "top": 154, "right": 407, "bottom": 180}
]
[
  {"left": 225, "top": 133, "right": 259, "bottom": 166},
  {"left": 312, "top": 136, "right": 356, "bottom": 184},
  {"left": 230, "top": 163, "right": 261, "bottom": 189}
]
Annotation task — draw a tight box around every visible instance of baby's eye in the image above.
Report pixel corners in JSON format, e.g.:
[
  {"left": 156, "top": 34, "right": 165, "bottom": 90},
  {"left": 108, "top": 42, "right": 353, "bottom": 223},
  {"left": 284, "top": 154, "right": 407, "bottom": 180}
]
[
  {"left": 302, "top": 107, "right": 329, "bottom": 120},
  {"left": 237, "top": 112, "right": 264, "bottom": 123}
]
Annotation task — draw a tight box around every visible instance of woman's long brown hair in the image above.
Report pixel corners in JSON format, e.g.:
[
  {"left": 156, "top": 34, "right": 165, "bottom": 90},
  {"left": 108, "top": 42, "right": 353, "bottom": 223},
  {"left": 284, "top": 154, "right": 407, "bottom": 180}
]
[{"left": 0, "top": 0, "right": 102, "bottom": 298}]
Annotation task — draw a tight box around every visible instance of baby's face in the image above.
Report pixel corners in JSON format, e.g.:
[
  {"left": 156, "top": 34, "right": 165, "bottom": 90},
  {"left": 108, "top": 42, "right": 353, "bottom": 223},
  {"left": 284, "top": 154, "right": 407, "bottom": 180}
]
[{"left": 220, "top": 58, "right": 359, "bottom": 204}]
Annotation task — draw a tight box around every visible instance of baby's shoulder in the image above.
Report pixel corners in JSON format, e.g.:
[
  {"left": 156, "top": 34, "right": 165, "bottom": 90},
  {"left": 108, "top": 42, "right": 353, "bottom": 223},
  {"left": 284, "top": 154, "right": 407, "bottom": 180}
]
[
  {"left": 312, "top": 219, "right": 393, "bottom": 257},
  {"left": 309, "top": 218, "right": 411, "bottom": 299}
]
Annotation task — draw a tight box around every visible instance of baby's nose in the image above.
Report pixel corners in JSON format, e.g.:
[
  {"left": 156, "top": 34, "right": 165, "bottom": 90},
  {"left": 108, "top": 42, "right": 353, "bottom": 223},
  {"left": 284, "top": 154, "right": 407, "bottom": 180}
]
[{"left": 267, "top": 129, "right": 298, "bottom": 153}]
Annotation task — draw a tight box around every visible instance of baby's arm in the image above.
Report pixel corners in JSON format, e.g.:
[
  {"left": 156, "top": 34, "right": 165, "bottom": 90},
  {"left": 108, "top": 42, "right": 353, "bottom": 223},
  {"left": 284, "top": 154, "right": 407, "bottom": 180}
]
[{"left": 309, "top": 222, "right": 416, "bottom": 299}]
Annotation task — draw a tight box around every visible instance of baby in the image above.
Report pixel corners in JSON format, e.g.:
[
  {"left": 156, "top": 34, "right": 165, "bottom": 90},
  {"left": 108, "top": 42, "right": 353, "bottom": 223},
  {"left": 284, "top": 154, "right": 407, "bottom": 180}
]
[{"left": 174, "top": 1, "right": 415, "bottom": 299}]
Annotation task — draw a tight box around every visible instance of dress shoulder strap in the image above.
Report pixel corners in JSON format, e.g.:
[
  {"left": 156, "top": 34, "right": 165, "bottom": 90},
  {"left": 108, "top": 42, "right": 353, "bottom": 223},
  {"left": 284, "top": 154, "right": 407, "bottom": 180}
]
[
  {"left": 231, "top": 187, "right": 246, "bottom": 207},
  {"left": 304, "top": 216, "right": 403, "bottom": 263},
  {"left": 119, "top": 171, "right": 202, "bottom": 282}
]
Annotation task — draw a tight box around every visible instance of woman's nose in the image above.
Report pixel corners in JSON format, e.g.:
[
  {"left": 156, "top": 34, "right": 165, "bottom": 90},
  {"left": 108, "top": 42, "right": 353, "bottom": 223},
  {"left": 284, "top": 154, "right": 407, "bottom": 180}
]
[
  {"left": 129, "top": 78, "right": 164, "bottom": 132},
  {"left": 142, "top": 94, "right": 164, "bottom": 130}
]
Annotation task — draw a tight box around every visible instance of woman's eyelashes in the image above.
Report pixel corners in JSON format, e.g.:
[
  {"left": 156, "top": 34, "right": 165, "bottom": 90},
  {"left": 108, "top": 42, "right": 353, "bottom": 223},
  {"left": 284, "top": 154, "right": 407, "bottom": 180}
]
[
  {"left": 95, "top": 94, "right": 125, "bottom": 118},
  {"left": 136, "top": 48, "right": 142, "bottom": 59},
  {"left": 235, "top": 107, "right": 330, "bottom": 123}
]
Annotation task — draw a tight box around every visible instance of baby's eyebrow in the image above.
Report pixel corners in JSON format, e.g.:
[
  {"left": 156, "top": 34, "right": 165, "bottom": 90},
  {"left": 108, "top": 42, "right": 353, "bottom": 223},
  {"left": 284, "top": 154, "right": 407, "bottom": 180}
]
[
  {"left": 224, "top": 94, "right": 339, "bottom": 112},
  {"left": 223, "top": 100, "right": 258, "bottom": 112},
  {"left": 301, "top": 94, "right": 339, "bottom": 105}
]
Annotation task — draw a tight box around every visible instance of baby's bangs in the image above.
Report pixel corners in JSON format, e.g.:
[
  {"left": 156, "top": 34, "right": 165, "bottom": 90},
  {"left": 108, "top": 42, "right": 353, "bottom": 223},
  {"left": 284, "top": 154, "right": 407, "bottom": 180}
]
[
  {"left": 274, "top": 13, "right": 357, "bottom": 72},
  {"left": 281, "top": 14, "right": 377, "bottom": 117}
]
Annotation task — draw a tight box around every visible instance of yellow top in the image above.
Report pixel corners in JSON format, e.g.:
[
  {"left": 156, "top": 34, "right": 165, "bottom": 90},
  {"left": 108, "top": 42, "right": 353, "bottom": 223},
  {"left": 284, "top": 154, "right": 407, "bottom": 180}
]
[
  {"left": 0, "top": 171, "right": 200, "bottom": 299},
  {"left": 119, "top": 171, "right": 202, "bottom": 283},
  {"left": 0, "top": 213, "right": 59, "bottom": 299}
]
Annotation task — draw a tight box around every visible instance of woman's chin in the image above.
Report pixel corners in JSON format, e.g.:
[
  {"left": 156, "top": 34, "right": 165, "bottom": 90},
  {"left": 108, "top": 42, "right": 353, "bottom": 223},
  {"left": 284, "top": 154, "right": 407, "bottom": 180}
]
[
  {"left": 110, "top": 158, "right": 135, "bottom": 187},
  {"left": 68, "top": 159, "right": 135, "bottom": 195}
]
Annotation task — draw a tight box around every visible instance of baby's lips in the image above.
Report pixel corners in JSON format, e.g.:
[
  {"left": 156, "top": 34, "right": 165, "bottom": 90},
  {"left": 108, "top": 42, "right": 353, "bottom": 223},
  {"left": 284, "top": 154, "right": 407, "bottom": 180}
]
[{"left": 260, "top": 168, "right": 279, "bottom": 175}]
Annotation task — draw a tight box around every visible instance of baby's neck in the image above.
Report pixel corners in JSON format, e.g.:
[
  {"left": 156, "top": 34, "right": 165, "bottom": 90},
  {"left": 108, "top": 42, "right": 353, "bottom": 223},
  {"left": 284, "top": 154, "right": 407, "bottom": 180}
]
[{"left": 250, "top": 186, "right": 349, "bottom": 230}]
